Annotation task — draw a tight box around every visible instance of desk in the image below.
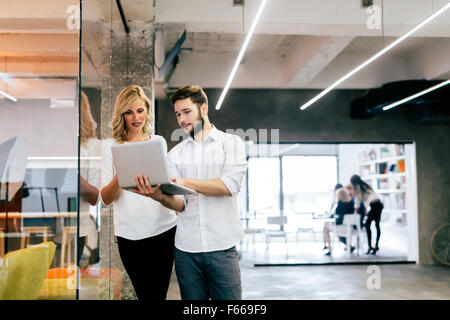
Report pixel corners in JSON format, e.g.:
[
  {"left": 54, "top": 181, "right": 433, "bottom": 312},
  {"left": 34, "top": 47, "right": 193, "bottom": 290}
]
[{"left": 294, "top": 216, "right": 334, "bottom": 242}]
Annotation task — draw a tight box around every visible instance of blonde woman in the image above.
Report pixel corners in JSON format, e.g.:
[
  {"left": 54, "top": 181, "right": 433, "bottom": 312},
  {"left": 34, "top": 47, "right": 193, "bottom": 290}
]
[
  {"left": 79, "top": 91, "right": 101, "bottom": 265},
  {"left": 100, "top": 85, "right": 184, "bottom": 301},
  {"left": 322, "top": 187, "right": 355, "bottom": 256}
]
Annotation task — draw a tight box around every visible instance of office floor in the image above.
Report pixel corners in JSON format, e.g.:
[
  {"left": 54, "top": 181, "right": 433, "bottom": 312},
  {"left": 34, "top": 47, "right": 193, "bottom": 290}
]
[
  {"left": 167, "top": 262, "right": 450, "bottom": 300},
  {"left": 238, "top": 222, "right": 409, "bottom": 265},
  {"left": 166, "top": 224, "right": 449, "bottom": 300},
  {"left": 238, "top": 239, "right": 408, "bottom": 265}
]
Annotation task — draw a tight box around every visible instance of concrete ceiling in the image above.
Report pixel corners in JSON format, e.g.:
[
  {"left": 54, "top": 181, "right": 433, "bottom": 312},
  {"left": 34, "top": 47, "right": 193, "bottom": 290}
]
[
  {"left": 1, "top": 0, "right": 449, "bottom": 100},
  {"left": 157, "top": 0, "right": 450, "bottom": 90}
]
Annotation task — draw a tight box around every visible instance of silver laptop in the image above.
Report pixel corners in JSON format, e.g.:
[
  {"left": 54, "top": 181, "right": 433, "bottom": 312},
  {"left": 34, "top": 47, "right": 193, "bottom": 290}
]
[{"left": 111, "top": 139, "right": 196, "bottom": 195}]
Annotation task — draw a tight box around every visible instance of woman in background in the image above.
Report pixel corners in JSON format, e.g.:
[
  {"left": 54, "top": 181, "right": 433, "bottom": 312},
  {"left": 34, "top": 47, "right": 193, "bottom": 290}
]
[
  {"left": 323, "top": 187, "right": 354, "bottom": 256},
  {"left": 79, "top": 91, "right": 101, "bottom": 266},
  {"left": 350, "top": 175, "right": 383, "bottom": 255},
  {"left": 344, "top": 183, "right": 366, "bottom": 230}
]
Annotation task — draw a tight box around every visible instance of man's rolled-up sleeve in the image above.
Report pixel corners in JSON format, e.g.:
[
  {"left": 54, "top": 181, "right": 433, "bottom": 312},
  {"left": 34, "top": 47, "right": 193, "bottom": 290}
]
[{"left": 220, "top": 135, "right": 248, "bottom": 196}]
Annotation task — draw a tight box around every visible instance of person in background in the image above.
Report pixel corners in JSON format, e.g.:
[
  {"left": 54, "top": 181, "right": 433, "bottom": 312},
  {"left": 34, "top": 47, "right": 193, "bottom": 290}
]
[
  {"left": 322, "top": 183, "right": 343, "bottom": 250},
  {"left": 350, "top": 175, "right": 383, "bottom": 255},
  {"left": 344, "top": 183, "right": 366, "bottom": 229},
  {"left": 323, "top": 187, "right": 355, "bottom": 256},
  {"left": 79, "top": 91, "right": 101, "bottom": 266}
]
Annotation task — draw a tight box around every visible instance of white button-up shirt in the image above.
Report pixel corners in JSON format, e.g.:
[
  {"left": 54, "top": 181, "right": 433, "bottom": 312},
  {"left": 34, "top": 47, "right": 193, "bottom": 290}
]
[{"left": 168, "top": 125, "right": 248, "bottom": 253}]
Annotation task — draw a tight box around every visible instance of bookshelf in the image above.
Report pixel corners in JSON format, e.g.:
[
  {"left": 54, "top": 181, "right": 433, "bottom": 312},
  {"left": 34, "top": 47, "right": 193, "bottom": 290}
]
[{"left": 359, "top": 144, "right": 407, "bottom": 225}]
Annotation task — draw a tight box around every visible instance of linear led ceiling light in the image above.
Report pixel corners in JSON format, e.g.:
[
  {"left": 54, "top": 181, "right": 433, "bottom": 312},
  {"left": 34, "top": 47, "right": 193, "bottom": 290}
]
[
  {"left": 0, "top": 89, "right": 17, "bottom": 102},
  {"left": 299, "top": 1, "right": 450, "bottom": 111},
  {"left": 382, "top": 79, "right": 450, "bottom": 111},
  {"left": 215, "top": 0, "right": 268, "bottom": 110}
]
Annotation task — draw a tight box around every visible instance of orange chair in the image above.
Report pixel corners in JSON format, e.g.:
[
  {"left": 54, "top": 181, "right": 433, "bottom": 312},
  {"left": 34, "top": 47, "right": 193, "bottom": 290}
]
[{"left": 45, "top": 267, "right": 123, "bottom": 300}]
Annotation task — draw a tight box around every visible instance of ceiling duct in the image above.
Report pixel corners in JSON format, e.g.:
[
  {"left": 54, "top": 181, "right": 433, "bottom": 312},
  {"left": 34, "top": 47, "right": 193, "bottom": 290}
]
[{"left": 350, "top": 80, "right": 450, "bottom": 123}]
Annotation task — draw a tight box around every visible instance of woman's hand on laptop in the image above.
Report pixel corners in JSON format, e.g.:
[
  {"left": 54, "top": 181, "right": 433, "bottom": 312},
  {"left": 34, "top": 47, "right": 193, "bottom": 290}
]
[{"left": 130, "top": 173, "right": 164, "bottom": 202}]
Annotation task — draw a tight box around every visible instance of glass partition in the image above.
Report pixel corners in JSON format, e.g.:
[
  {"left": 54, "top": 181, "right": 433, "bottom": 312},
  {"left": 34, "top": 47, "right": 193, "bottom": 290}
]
[
  {"left": 0, "top": 1, "right": 80, "bottom": 300},
  {"left": 80, "top": 0, "right": 154, "bottom": 300},
  {"left": 1, "top": 0, "right": 447, "bottom": 301}
]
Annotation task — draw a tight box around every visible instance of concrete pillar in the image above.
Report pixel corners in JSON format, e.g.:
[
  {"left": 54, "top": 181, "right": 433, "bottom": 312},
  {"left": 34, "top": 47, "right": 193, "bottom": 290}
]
[
  {"left": 100, "top": 21, "right": 154, "bottom": 300},
  {"left": 83, "top": 18, "right": 154, "bottom": 300}
]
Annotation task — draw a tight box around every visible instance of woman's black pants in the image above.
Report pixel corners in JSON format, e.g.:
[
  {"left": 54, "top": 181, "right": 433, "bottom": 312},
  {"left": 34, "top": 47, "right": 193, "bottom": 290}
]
[
  {"left": 116, "top": 226, "right": 176, "bottom": 301},
  {"left": 365, "top": 200, "right": 383, "bottom": 248}
]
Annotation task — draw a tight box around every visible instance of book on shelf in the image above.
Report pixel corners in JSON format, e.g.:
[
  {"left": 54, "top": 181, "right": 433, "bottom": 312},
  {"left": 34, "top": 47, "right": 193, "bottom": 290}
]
[
  {"left": 397, "top": 159, "right": 405, "bottom": 172},
  {"left": 378, "top": 178, "right": 389, "bottom": 189},
  {"left": 395, "top": 144, "right": 405, "bottom": 156},
  {"left": 378, "top": 163, "right": 388, "bottom": 174},
  {"left": 389, "top": 164, "right": 397, "bottom": 173}
]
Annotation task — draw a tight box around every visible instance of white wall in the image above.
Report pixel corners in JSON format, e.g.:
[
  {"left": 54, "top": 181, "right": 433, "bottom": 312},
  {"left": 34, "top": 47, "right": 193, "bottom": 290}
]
[
  {"left": 0, "top": 99, "right": 78, "bottom": 157},
  {"left": 338, "top": 144, "right": 373, "bottom": 185}
]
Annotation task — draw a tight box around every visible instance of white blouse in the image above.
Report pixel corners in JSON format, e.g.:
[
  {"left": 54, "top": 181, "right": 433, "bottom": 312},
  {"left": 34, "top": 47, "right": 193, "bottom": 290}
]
[
  {"left": 354, "top": 185, "right": 380, "bottom": 212},
  {"left": 101, "top": 135, "right": 177, "bottom": 240}
]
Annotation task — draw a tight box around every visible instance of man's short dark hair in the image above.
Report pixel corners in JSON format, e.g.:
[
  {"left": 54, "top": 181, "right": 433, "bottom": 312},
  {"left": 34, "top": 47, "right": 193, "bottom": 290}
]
[{"left": 170, "top": 85, "right": 208, "bottom": 107}]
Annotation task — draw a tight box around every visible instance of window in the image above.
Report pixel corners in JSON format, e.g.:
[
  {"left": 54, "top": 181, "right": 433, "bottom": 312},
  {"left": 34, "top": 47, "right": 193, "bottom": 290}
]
[
  {"left": 248, "top": 157, "right": 280, "bottom": 217},
  {"left": 282, "top": 156, "right": 338, "bottom": 216}
]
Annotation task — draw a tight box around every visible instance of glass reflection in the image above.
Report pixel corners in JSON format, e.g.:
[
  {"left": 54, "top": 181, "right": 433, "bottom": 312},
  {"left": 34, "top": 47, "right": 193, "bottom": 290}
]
[{"left": 0, "top": 78, "right": 79, "bottom": 300}]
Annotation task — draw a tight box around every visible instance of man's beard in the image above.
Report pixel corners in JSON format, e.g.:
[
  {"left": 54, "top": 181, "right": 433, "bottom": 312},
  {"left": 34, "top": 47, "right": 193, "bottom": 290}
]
[{"left": 189, "top": 116, "right": 204, "bottom": 138}]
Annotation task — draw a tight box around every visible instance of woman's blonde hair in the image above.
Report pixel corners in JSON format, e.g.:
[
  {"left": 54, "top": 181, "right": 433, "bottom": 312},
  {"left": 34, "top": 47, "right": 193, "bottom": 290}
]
[
  {"left": 112, "top": 85, "right": 153, "bottom": 143},
  {"left": 80, "top": 91, "right": 97, "bottom": 146},
  {"left": 336, "top": 188, "right": 350, "bottom": 202}
]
